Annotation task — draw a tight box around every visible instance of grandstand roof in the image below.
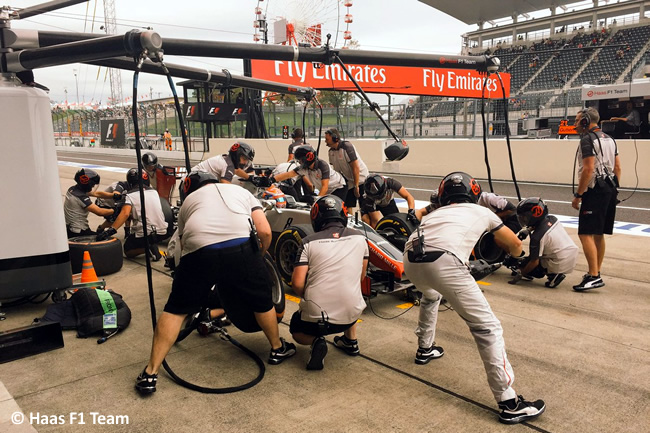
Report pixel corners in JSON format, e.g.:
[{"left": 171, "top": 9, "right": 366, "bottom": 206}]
[{"left": 419, "top": 0, "right": 579, "bottom": 25}]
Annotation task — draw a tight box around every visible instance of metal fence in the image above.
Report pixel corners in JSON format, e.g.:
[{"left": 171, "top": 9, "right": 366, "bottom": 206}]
[{"left": 52, "top": 96, "right": 584, "bottom": 149}]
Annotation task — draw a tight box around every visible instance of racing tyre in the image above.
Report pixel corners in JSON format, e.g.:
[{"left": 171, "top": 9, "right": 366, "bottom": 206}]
[
  {"left": 375, "top": 213, "right": 416, "bottom": 251},
  {"left": 68, "top": 235, "right": 123, "bottom": 276},
  {"left": 264, "top": 252, "right": 286, "bottom": 322},
  {"left": 472, "top": 231, "right": 506, "bottom": 264},
  {"left": 274, "top": 224, "right": 314, "bottom": 286}
]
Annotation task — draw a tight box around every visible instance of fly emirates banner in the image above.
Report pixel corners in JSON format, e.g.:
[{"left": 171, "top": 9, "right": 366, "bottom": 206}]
[{"left": 251, "top": 59, "right": 510, "bottom": 98}]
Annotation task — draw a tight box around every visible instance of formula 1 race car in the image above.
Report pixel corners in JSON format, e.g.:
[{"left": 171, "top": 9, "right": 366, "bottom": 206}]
[{"left": 253, "top": 185, "right": 420, "bottom": 302}]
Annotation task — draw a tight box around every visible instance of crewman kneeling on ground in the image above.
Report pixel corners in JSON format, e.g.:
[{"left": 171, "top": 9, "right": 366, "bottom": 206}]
[
  {"left": 507, "top": 197, "right": 578, "bottom": 288},
  {"left": 135, "top": 171, "right": 296, "bottom": 395},
  {"left": 64, "top": 168, "right": 115, "bottom": 238},
  {"left": 290, "top": 195, "right": 368, "bottom": 370},
  {"left": 97, "top": 168, "right": 167, "bottom": 260}
]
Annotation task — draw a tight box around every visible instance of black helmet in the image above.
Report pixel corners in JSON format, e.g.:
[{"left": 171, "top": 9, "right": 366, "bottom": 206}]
[
  {"left": 74, "top": 168, "right": 100, "bottom": 192},
  {"left": 126, "top": 168, "right": 150, "bottom": 189},
  {"left": 142, "top": 152, "right": 158, "bottom": 169},
  {"left": 228, "top": 141, "right": 255, "bottom": 169},
  {"left": 438, "top": 172, "right": 481, "bottom": 206},
  {"left": 516, "top": 197, "right": 549, "bottom": 228},
  {"left": 364, "top": 174, "right": 387, "bottom": 200},
  {"left": 181, "top": 171, "right": 220, "bottom": 201},
  {"left": 310, "top": 195, "right": 348, "bottom": 232},
  {"left": 294, "top": 145, "right": 317, "bottom": 169}
]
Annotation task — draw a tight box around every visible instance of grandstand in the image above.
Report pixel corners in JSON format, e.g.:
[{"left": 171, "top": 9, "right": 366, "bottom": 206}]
[{"left": 419, "top": 0, "right": 650, "bottom": 136}]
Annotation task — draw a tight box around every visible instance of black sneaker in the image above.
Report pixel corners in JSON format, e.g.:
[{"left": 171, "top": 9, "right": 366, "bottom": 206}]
[
  {"left": 333, "top": 335, "right": 359, "bottom": 356},
  {"left": 307, "top": 337, "right": 328, "bottom": 370},
  {"left": 148, "top": 245, "right": 162, "bottom": 262},
  {"left": 135, "top": 368, "right": 157, "bottom": 395},
  {"left": 415, "top": 344, "right": 444, "bottom": 364},
  {"left": 573, "top": 273, "right": 604, "bottom": 291},
  {"left": 545, "top": 273, "right": 566, "bottom": 288},
  {"left": 268, "top": 337, "right": 296, "bottom": 365},
  {"left": 498, "top": 395, "right": 546, "bottom": 424}
]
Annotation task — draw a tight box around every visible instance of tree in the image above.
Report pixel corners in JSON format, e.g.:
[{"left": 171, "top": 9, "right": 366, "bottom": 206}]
[{"left": 318, "top": 90, "right": 353, "bottom": 108}]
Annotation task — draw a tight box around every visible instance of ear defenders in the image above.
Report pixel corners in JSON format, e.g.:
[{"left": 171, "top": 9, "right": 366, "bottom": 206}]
[
  {"left": 579, "top": 109, "right": 591, "bottom": 128},
  {"left": 326, "top": 129, "right": 340, "bottom": 142}
]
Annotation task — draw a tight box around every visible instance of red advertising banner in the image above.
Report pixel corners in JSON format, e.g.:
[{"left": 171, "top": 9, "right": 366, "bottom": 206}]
[{"left": 250, "top": 59, "right": 510, "bottom": 99}]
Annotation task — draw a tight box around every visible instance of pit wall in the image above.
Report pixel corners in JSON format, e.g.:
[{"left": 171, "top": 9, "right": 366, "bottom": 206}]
[{"left": 208, "top": 138, "right": 648, "bottom": 189}]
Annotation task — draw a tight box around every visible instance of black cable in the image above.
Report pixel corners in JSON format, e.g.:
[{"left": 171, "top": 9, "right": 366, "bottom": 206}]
[
  {"left": 366, "top": 296, "right": 414, "bottom": 320},
  {"left": 314, "top": 96, "right": 324, "bottom": 156},
  {"left": 496, "top": 72, "right": 522, "bottom": 201},
  {"left": 480, "top": 74, "right": 495, "bottom": 192},
  {"left": 159, "top": 59, "right": 191, "bottom": 173},
  {"left": 130, "top": 56, "right": 158, "bottom": 332},
  {"left": 301, "top": 100, "right": 308, "bottom": 144}
]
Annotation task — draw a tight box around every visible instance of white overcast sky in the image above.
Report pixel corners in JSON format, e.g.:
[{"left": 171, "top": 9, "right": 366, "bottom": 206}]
[{"left": 8, "top": 0, "right": 476, "bottom": 104}]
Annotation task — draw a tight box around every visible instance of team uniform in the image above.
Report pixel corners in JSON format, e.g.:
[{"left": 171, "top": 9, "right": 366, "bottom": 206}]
[
  {"left": 192, "top": 154, "right": 250, "bottom": 183},
  {"left": 359, "top": 177, "right": 403, "bottom": 216},
  {"left": 328, "top": 140, "right": 369, "bottom": 207},
  {"left": 64, "top": 185, "right": 95, "bottom": 238},
  {"left": 123, "top": 188, "right": 168, "bottom": 253},
  {"left": 164, "top": 184, "right": 272, "bottom": 326},
  {"left": 288, "top": 138, "right": 303, "bottom": 158},
  {"left": 100, "top": 181, "right": 128, "bottom": 207},
  {"left": 294, "top": 159, "right": 347, "bottom": 201},
  {"left": 577, "top": 129, "right": 618, "bottom": 235},
  {"left": 289, "top": 223, "right": 368, "bottom": 335},
  {"left": 404, "top": 203, "right": 518, "bottom": 404},
  {"left": 271, "top": 161, "right": 303, "bottom": 199},
  {"left": 478, "top": 192, "right": 521, "bottom": 232},
  {"left": 523, "top": 215, "right": 578, "bottom": 277}
]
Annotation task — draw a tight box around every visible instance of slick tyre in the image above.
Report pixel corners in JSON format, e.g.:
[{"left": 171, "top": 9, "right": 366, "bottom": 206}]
[
  {"left": 274, "top": 224, "right": 314, "bottom": 286},
  {"left": 472, "top": 231, "right": 506, "bottom": 264},
  {"left": 375, "top": 213, "right": 416, "bottom": 251},
  {"left": 68, "top": 235, "right": 123, "bottom": 276}
]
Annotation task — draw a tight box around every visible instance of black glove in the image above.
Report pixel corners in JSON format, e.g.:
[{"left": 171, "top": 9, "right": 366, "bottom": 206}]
[
  {"left": 407, "top": 209, "right": 418, "bottom": 225},
  {"left": 105, "top": 203, "right": 123, "bottom": 222},
  {"left": 96, "top": 227, "right": 117, "bottom": 241},
  {"left": 251, "top": 176, "right": 273, "bottom": 188},
  {"left": 517, "top": 228, "right": 530, "bottom": 240},
  {"left": 502, "top": 255, "right": 520, "bottom": 268}
]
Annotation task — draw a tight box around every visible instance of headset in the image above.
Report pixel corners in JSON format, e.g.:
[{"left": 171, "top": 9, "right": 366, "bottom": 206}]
[
  {"left": 326, "top": 128, "right": 340, "bottom": 143},
  {"left": 291, "top": 128, "right": 303, "bottom": 140},
  {"left": 579, "top": 108, "right": 591, "bottom": 129}
]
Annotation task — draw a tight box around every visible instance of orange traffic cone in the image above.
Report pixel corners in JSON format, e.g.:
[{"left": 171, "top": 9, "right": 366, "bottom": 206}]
[{"left": 80, "top": 250, "right": 99, "bottom": 288}]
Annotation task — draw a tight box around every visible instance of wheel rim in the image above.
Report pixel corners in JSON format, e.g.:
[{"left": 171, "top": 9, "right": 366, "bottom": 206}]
[
  {"left": 278, "top": 238, "right": 300, "bottom": 278},
  {"left": 265, "top": 259, "right": 283, "bottom": 305}
]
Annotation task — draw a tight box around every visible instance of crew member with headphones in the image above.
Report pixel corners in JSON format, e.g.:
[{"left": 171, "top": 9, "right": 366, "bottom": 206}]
[
  {"left": 97, "top": 168, "right": 168, "bottom": 260},
  {"left": 287, "top": 128, "right": 304, "bottom": 162},
  {"left": 271, "top": 145, "right": 348, "bottom": 202},
  {"left": 289, "top": 195, "right": 368, "bottom": 370},
  {"left": 572, "top": 107, "right": 622, "bottom": 291},
  {"left": 325, "top": 128, "right": 369, "bottom": 208},
  {"left": 64, "top": 169, "right": 115, "bottom": 238},
  {"left": 135, "top": 171, "right": 296, "bottom": 395},
  {"left": 191, "top": 141, "right": 256, "bottom": 184},
  {"left": 403, "top": 172, "right": 545, "bottom": 425}
]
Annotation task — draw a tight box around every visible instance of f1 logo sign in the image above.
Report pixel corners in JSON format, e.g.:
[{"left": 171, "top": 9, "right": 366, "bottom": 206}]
[
  {"left": 231, "top": 108, "right": 243, "bottom": 115},
  {"left": 185, "top": 105, "right": 196, "bottom": 117},
  {"left": 208, "top": 107, "right": 221, "bottom": 115},
  {"left": 106, "top": 123, "right": 118, "bottom": 139}
]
